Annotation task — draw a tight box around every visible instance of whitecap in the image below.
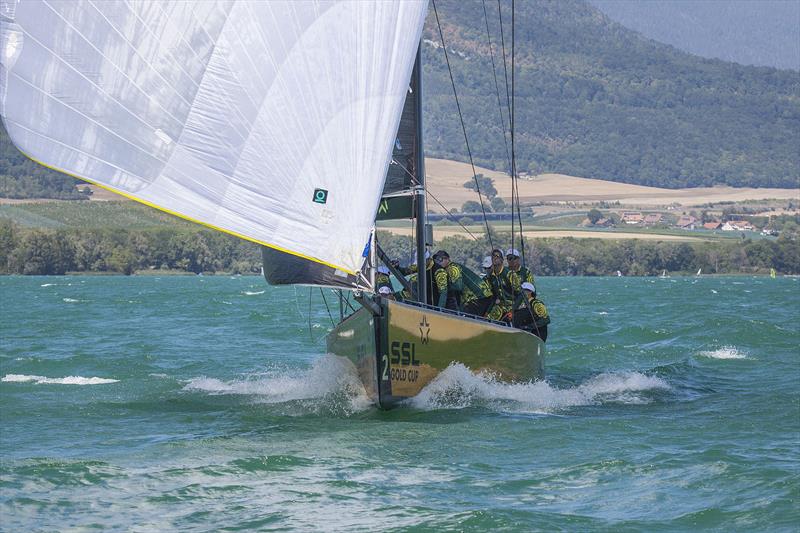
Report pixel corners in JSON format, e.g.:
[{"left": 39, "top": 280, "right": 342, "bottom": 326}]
[
  {"left": 2, "top": 374, "right": 119, "bottom": 385},
  {"left": 699, "top": 346, "right": 747, "bottom": 360},
  {"left": 408, "top": 364, "right": 670, "bottom": 413},
  {"left": 40, "top": 283, "right": 56, "bottom": 287},
  {"left": 183, "top": 354, "right": 371, "bottom": 415},
  {"left": 243, "top": 290, "right": 265, "bottom": 296},
  {"left": 62, "top": 298, "right": 83, "bottom": 303},
  {"left": 596, "top": 311, "right": 608, "bottom": 315},
  {"left": 710, "top": 289, "right": 718, "bottom": 294}
]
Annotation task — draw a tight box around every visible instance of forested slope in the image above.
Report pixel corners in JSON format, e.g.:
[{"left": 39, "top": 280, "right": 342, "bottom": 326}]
[{"left": 422, "top": 0, "right": 799, "bottom": 188}]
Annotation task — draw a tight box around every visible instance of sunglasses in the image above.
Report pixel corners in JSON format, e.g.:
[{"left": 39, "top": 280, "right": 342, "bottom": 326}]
[{"left": 506, "top": 255, "right": 519, "bottom": 260}]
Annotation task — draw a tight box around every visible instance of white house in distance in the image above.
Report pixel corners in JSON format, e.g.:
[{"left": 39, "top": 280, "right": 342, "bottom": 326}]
[
  {"left": 722, "top": 220, "right": 756, "bottom": 232},
  {"left": 622, "top": 212, "right": 643, "bottom": 224}
]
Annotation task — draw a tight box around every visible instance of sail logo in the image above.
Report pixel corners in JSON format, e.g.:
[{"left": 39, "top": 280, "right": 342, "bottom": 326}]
[
  {"left": 312, "top": 188, "right": 328, "bottom": 204},
  {"left": 419, "top": 315, "right": 430, "bottom": 344},
  {"left": 378, "top": 199, "right": 389, "bottom": 214}
]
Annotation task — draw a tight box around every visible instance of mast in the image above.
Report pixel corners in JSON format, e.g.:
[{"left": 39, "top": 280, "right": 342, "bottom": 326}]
[{"left": 412, "top": 44, "right": 428, "bottom": 304}]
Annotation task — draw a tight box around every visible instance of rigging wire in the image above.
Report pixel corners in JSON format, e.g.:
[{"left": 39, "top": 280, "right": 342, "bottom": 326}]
[
  {"left": 498, "top": 0, "right": 527, "bottom": 266},
  {"left": 319, "top": 288, "right": 335, "bottom": 328},
  {"left": 392, "top": 158, "right": 481, "bottom": 242},
  {"left": 432, "top": 0, "right": 493, "bottom": 250},
  {"left": 511, "top": 0, "right": 526, "bottom": 266},
  {"left": 426, "top": 189, "right": 481, "bottom": 242},
  {"left": 498, "top": 1, "right": 526, "bottom": 263},
  {"left": 496, "top": 0, "right": 515, "bottom": 257},
  {"left": 307, "top": 286, "right": 314, "bottom": 340},
  {"left": 481, "top": 0, "right": 512, "bottom": 174}
]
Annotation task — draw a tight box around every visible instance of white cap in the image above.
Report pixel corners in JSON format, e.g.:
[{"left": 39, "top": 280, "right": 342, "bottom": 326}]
[
  {"left": 377, "top": 265, "right": 390, "bottom": 275},
  {"left": 506, "top": 248, "right": 521, "bottom": 258},
  {"left": 521, "top": 282, "right": 536, "bottom": 292},
  {"left": 378, "top": 285, "right": 392, "bottom": 295},
  {"left": 481, "top": 256, "right": 492, "bottom": 268}
]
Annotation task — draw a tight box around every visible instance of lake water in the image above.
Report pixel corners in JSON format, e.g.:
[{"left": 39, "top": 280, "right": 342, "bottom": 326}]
[{"left": 1, "top": 275, "right": 798, "bottom": 531}]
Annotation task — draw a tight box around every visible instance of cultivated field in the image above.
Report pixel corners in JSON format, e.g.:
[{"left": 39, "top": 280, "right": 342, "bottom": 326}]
[
  {"left": 379, "top": 225, "right": 710, "bottom": 242},
  {"left": 425, "top": 158, "right": 800, "bottom": 210}
]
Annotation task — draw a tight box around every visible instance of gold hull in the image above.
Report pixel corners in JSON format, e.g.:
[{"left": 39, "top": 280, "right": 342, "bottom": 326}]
[{"left": 326, "top": 299, "right": 545, "bottom": 409}]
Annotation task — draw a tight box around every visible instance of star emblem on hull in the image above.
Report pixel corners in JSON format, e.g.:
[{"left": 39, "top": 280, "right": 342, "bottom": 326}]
[{"left": 419, "top": 315, "right": 430, "bottom": 344}]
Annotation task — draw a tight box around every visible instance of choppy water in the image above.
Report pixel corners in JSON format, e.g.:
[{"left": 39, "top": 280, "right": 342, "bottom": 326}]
[{"left": 1, "top": 275, "right": 798, "bottom": 531}]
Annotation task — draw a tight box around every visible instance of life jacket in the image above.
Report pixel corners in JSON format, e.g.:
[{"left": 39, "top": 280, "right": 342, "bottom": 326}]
[
  {"left": 489, "top": 266, "right": 518, "bottom": 304},
  {"left": 375, "top": 273, "right": 392, "bottom": 291},
  {"left": 431, "top": 263, "right": 451, "bottom": 308},
  {"left": 510, "top": 266, "right": 534, "bottom": 291}
]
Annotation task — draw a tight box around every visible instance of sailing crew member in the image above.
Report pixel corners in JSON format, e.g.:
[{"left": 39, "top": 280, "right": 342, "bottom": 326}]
[
  {"left": 431, "top": 250, "right": 494, "bottom": 314},
  {"left": 487, "top": 248, "right": 519, "bottom": 321},
  {"left": 509, "top": 282, "right": 550, "bottom": 341},
  {"left": 431, "top": 250, "right": 457, "bottom": 310},
  {"left": 376, "top": 265, "right": 392, "bottom": 292},
  {"left": 401, "top": 253, "right": 434, "bottom": 304},
  {"left": 378, "top": 285, "right": 396, "bottom": 301},
  {"left": 481, "top": 256, "right": 493, "bottom": 278},
  {"left": 396, "top": 250, "right": 430, "bottom": 275},
  {"left": 506, "top": 248, "right": 534, "bottom": 292}
]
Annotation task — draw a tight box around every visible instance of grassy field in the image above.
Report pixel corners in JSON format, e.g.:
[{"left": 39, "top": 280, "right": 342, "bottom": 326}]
[
  {"left": 377, "top": 221, "right": 740, "bottom": 242},
  {"left": 1, "top": 199, "right": 763, "bottom": 244},
  {"left": 426, "top": 158, "right": 800, "bottom": 210}
]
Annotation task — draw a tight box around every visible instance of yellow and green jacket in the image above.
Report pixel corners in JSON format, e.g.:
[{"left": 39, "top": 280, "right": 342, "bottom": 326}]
[
  {"left": 509, "top": 266, "right": 535, "bottom": 293},
  {"left": 433, "top": 262, "right": 490, "bottom": 310},
  {"left": 514, "top": 293, "right": 551, "bottom": 328},
  {"left": 375, "top": 273, "right": 392, "bottom": 292},
  {"left": 487, "top": 266, "right": 520, "bottom": 320}
]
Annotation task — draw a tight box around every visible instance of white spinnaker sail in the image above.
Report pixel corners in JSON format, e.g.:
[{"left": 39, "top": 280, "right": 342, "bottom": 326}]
[{"left": 0, "top": 0, "right": 427, "bottom": 279}]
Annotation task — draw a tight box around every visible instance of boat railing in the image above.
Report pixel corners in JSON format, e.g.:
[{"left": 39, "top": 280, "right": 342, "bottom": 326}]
[{"left": 389, "top": 297, "right": 514, "bottom": 328}]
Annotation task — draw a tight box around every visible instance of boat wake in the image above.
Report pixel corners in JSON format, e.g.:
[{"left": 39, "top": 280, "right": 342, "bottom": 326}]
[
  {"left": 183, "top": 355, "right": 371, "bottom": 415},
  {"left": 2, "top": 374, "right": 118, "bottom": 385},
  {"left": 408, "top": 363, "right": 671, "bottom": 414}
]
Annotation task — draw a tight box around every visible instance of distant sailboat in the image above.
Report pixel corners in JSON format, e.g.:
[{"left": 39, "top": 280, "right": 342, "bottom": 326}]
[
  {"left": 770, "top": 268, "right": 777, "bottom": 278},
  {"left": 696, "top": 268, "right": 702, "bottom": 276},
  {"left": 616, "top": 270, "right": 623, "bottom": 277},
  {"left": 660, "top": 270, "right": 668, "bottom": 278}
]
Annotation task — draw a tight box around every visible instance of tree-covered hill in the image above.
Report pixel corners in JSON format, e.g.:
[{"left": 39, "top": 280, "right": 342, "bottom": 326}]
[
  {"left": 1, "top": 0, "right": 798, "bottom": 199},
  {"left": 421, "top": 0, "right": 800, "bottom": 188}
]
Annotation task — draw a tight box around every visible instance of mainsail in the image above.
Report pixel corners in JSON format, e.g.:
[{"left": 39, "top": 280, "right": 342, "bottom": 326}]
[{"left": 0, "top": 0, "right": 427, "bottom": 287}]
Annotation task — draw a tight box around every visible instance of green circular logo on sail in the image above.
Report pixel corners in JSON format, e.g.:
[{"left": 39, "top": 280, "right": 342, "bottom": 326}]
[
  {"left": 313, "top": 188, "right": 328, "bottom": 204},
  {"left": 314, "top": 189, "right": 328, "bottom": 204}
]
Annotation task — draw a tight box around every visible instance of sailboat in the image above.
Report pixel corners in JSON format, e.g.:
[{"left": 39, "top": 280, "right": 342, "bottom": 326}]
[
  {"left": 0, "top": 0, "right": 544, "bottom": 409},
  {"left": 696, "top": 268, "right": 702, "bottom": 276}
]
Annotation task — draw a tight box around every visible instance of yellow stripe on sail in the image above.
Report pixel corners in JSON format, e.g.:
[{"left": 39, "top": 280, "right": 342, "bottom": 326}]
[{"left": 19, "top": 150, "right": 359, "bottom": 276}]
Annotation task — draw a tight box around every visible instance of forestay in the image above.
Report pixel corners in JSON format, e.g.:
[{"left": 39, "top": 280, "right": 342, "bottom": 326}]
[{"left": 0, "top": 0, "right": 427, "bottom": 287}]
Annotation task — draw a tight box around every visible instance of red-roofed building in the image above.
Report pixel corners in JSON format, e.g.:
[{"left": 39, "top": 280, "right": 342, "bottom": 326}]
[
  {"left": 644, "top": 213, "right": 662, "bottom": 225},
  {"left": 622, "top": 212, "right": 644, "bottom": 224}
]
